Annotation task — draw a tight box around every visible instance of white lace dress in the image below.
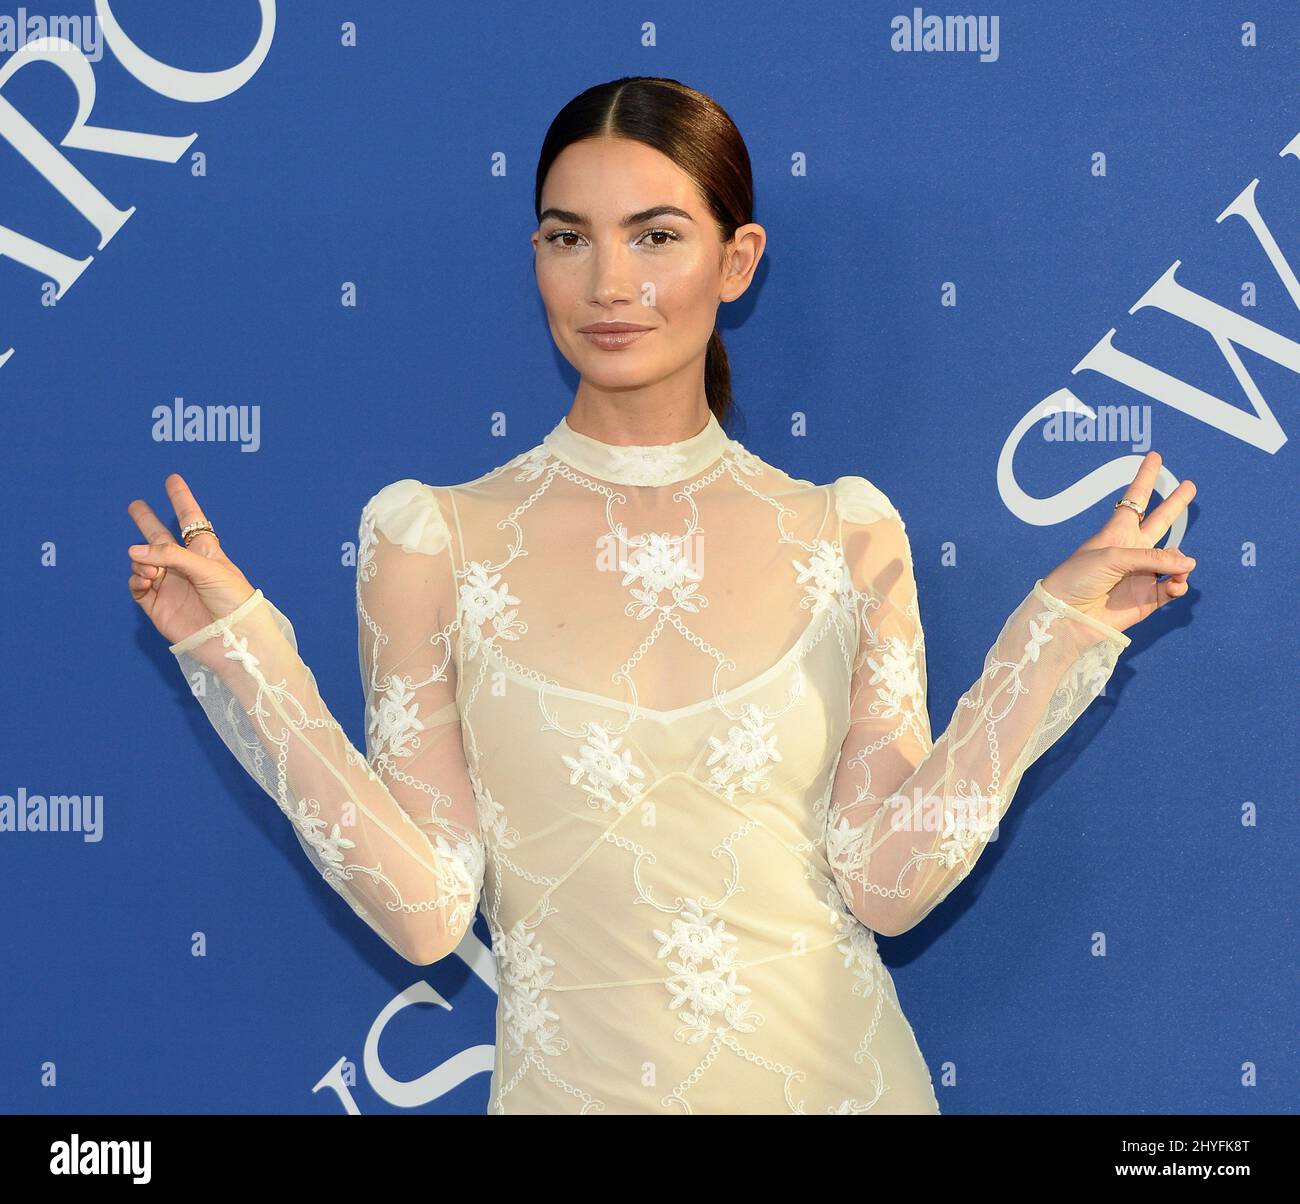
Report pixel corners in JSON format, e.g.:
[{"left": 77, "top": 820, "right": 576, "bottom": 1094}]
[{"left": 167, "top": 410, "right": 1130, "bottom": 1114}]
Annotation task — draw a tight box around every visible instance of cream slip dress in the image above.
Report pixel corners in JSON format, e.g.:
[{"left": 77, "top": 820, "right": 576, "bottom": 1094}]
[{"left": 167, "top": 410, "right": 1129, "bottom": 1114}]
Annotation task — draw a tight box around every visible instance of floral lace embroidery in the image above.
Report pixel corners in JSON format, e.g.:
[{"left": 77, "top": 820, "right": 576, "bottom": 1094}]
[
  {"left": 620, "top": 531, "right": 705, "bottom": 618},
  {"left": 458, "top": 562, "right": 524, "bottom": 656},
  {"left": 704, "top": 704, "right": 784, "bottom": 801},
  {"left": 498, "top": 922, "right": 568, "bottom": 1057},
  {"left": 607, "top": 443, "right": 689, "bottom": 486},
  {"left": 654, "top": 898, "right": 761, "bottom": 1045},
  {"left": 561, "top": 723, "right": 647, "bottom": 814}
]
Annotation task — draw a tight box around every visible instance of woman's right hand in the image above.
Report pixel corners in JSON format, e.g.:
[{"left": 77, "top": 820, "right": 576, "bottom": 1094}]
[{"left": 127, "top": 473, "right": 257, "bottom": 647}]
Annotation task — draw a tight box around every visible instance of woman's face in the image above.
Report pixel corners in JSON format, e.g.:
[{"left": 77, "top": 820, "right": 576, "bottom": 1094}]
[{"left": 532, "top": 135, "right": 764, "bottom": 394}]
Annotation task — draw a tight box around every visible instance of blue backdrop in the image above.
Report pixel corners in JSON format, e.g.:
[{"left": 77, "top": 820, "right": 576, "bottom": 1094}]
[{"left": 1, "top": 0, "right": 1295, "bottom": 1115}]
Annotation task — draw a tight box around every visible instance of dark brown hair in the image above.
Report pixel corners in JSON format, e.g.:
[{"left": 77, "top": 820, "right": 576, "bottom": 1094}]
[{"left": 533, "top": 76, "right": 753, "bottom": 430}]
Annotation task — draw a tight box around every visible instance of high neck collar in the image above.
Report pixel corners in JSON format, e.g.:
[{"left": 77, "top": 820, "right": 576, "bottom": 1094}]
[{"left": 542, "top": 410, "right": 731, "bottom": 486}]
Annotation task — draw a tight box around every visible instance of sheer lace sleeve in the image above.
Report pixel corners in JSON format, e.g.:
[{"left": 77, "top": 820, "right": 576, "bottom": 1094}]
[
  {"left": 824, "top": 475, "right": 1131, "bottom": 938},
  {"left": 166, "top": 479, "right": 484, "bottom": 965}
]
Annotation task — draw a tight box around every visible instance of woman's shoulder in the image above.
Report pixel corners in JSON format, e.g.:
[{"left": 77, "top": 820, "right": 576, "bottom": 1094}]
[
  {"left": 359, "top": 478, "right": 452, "bottom": 556},
  {"left": 827, "top": 473, "right": 903, "bottom": 527},
  {"left": 705, "top": 435, "right": 907, "bottom": 531},
  {"left": 358, "top": 445, "right": 531, "bottom": 555}
]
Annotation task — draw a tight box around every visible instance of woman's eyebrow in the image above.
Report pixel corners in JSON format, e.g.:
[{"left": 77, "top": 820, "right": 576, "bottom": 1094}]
[{"left": 539, "top": 204, "right": 695, "bottom": 227}]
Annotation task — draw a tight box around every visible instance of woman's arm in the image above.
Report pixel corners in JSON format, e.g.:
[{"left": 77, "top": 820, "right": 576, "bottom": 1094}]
[
  {"left": 824, "top": 476, "right": 1133, "bottom": 938},
  {"left": 163, "top": 480, "right": 484, "bottom": 965}
]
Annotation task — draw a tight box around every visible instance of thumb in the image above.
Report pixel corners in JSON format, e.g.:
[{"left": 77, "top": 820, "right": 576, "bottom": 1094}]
[
  {"left": 127, "top": 540, "right": 212, "bottom": 581},
  {"left": 1108, "top": 545, "right": 1196, "bottom": 577}
]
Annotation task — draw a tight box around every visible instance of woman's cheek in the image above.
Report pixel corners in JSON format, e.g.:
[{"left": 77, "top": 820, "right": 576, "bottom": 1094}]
[{"left": 644, "top": 269, "right": 706, "bottom": 323}]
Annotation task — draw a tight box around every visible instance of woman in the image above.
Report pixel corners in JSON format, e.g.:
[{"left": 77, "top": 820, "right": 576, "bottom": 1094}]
[{"left": 126, "top": 77, "right": 1197, "bottom": 1114}]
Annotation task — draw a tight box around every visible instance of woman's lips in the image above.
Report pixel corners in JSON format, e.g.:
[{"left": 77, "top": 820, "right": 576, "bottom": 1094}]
[{"left": 580, "top": 328, "right": 651, "bottom": 350}]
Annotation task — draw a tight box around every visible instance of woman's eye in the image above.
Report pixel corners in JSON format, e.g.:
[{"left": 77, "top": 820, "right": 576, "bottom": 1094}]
[
  {"left": 544, "top": 230, "right": 584, "bottom": 250},
  {"left": 638, "top": 228, "right": 680, "bottom": 249}
]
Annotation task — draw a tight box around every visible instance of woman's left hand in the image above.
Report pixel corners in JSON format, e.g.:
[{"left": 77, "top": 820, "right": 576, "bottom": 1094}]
[{"left": 1040, "top": 450, "right": 1198, "bottom": 636}]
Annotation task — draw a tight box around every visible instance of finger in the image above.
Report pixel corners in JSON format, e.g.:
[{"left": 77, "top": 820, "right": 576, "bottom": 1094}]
[
  {"left": 1109, "top": 451, "right": 1162, "bottom": 528},
  {"left": 164, "top": 473, "right": 220, "bottom": 553},
  {"left": 128, "top": 572, "right": 156, "bottom": 601},
  {"left": 127, "top": 498, "right": 179, "bottom": 545},
  {"left": 1151, "top": 574, "right": 1191, "bottom": 609},
  {"left": 1109, "top": 544, "right": 1196, "bottom": 578},
  {"left": 1140, "top": 477, "right": 1196, "bottom": 544},
  {"left": 138, "top": 560, "right": 167, "bottom": 590}
]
